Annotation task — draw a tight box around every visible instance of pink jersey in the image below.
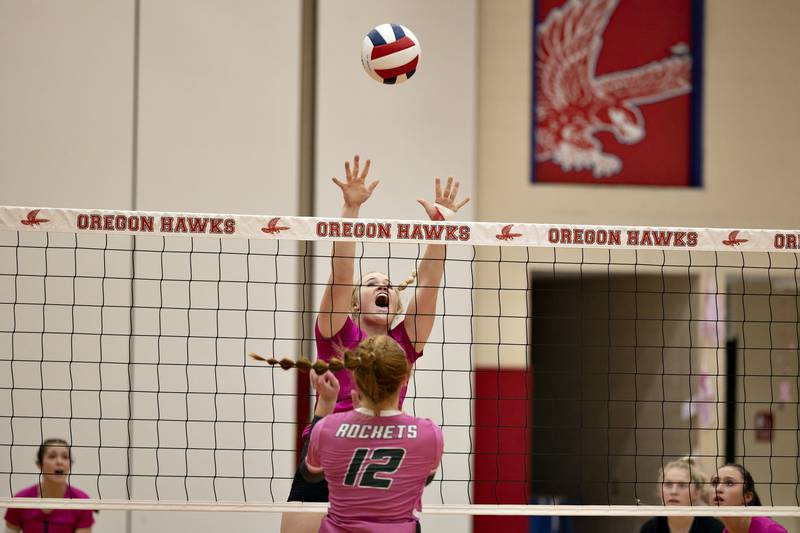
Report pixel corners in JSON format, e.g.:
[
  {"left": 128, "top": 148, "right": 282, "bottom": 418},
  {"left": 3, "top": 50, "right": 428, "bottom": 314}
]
[
  {"left": 4, "top": 484, "right": 95, "bottom": 533},
  {"left": 307, "top": 317, "right": 422, "bottom": 438},
  {"left": 306, "top": 408, "right": 444, "bottom": 533},
  {"left": 723, "top": 516, "right": 788, "bottom": 533}
]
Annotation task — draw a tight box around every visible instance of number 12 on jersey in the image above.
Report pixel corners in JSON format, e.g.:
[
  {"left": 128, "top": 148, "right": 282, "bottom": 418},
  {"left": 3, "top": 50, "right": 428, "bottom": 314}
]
[{"left": 344, "top": 447, "right": 406, "bottom": 489}]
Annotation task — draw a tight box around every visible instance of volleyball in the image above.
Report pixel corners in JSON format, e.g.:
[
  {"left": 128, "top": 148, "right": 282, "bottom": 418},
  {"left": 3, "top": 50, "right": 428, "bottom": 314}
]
[{"left": 361, "top": 23, "right": 421, "bottom": 85}]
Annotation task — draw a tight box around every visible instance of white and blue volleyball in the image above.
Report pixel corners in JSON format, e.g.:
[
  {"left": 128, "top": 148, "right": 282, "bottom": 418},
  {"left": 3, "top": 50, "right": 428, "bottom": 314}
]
[{"left": 361, "top": 23, "right": 421, "bottom": 85}]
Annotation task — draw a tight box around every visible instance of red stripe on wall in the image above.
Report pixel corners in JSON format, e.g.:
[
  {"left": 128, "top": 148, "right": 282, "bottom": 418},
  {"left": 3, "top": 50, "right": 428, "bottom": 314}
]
[{"left": 473, "top": 368, "right": 531, "bottom": 532}]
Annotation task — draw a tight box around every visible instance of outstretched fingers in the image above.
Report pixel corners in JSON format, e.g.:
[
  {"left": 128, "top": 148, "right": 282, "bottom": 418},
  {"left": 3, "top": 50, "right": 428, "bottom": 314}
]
[
  {"left": 439, "top": 176, "right": 454, "bottom": 201},
  {"left": 351, "top": 155, "right": 360, "bottom": 181},
  {"left": 449, "top": 179, "right": 460, "bottom": 201},
  {"left": 416, "top": 198, "right": 435, "bottom": 219},
  {"left": 359, "top": 158, "right": 371, "bottom": 181}
]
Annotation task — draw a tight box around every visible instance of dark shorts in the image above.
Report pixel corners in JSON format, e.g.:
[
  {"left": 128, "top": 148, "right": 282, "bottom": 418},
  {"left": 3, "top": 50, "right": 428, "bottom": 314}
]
[{"left": 287, "top": 467, "right": 329, "bottom": 502}]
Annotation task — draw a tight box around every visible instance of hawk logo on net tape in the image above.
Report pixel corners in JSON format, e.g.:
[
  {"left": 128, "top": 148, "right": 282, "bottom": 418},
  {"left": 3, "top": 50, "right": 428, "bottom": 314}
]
[
  {"left": 722, "top": 230, "right": 748, "bottom": 247},
  {"left": 535, "top": 0, "right": 694, "bottom": 179},
  {"left": 496, "top": 224, "right": 523, "bottom": 241},
  {"left": 261, "top": 217, "right": 290, "bottom": 235},
  {"left": 20, "top": 209, "right": 50, "bottom": 227}
]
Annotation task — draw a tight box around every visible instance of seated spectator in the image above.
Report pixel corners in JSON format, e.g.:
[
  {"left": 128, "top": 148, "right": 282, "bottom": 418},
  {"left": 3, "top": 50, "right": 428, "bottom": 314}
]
[{"left": 4, "top": 438, "right": 94, "bottom": 533}]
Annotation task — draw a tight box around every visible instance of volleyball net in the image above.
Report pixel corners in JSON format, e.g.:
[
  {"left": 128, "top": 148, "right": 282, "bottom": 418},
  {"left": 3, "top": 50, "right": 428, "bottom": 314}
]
[{"left": 2, "top": 205, "right": 800, "bottom": 518}]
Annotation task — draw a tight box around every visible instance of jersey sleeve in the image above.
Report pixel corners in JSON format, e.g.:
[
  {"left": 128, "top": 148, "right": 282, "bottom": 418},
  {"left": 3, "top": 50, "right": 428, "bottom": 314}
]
[
  {"left": 4, "top": 506, "right": 22, "bottom": 527},
  {"left": 305, "top": 416, "right": 327, "bottom": 474},
  {"left": 315, "top": 316, "right": 361, "bottom": 348},
  {"left": 77, "top": 508, "right": 95, "bottom": 528},
  {"left": 765, "top": 520, "right": 789, "bottom": 533},
  {"left": 391, "top": 320, "right": 423, "bottom": 363}
]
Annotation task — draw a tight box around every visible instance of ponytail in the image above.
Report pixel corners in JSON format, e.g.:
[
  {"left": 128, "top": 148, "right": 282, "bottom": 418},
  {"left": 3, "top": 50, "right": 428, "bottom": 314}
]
[
  {"left": 395, "top": 270, "right": 417, "bottom": 292},
  {"left": 249, "top": 353, "right": 351, "bottom": 374},
  {"left": 250, "top": 335, "right": 409, "bottom": 406}
]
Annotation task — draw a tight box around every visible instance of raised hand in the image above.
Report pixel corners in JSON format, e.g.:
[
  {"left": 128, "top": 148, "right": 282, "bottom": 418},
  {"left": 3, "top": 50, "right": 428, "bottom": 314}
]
[
  {"left": 417, "top": 176, "right": 470, "bottom": 220},
  {"left": 332, "top": 155, "right": 379, "bottom": 209},
  {"left": 311, "top": 370, "right": 340, "bottom": 403},
  {"left": 311, "top": 369, "right": 340, "bottom": 417}
]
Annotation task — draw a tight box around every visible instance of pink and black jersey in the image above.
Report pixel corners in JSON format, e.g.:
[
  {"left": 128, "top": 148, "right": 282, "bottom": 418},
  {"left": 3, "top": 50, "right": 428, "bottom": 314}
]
[
  {"left": 313, "top": 316, "right": 422, "bottom": 413},
  {"left": 306, "top": 408, "right": 444, "bottom": 533}
]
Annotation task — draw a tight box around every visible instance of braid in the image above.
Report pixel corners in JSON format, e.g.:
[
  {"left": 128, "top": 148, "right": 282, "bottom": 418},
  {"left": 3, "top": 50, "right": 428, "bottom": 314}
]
[
  {"left": 249, "top": 353, "right": 346, "bottom": 374},
  {"left": 343, "top": 350, "right": 362, "bottom": 370},
  {"left": 396, "top": 269, "right": 417, "bottom": 292}
]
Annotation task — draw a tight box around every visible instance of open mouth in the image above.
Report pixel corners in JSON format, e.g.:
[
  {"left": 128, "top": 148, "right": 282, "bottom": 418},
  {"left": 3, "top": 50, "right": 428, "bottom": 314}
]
[
  {"left": 54, "top": 469, "right": 66, "bottom": 475},
  {"left": 375, "top": 293, "right": 389, "bottom": 308}
]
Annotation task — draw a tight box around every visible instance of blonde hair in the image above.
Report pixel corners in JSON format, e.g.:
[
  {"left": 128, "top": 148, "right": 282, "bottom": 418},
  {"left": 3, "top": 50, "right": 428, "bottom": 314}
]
[
  {"left": 349, "top": 270, "right": 417, "bottom": 314},
  {"left": 660, "top": 457, "right": 711, "bottom": 504},
  {"left": 250, "top": 335, "right": 410, "bottom": 405}
]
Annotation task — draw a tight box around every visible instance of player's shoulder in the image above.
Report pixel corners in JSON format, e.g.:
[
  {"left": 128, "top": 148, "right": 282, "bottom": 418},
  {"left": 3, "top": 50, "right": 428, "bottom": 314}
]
[
  {"left": 404, "top": 415, "right": 442, "bottom": 435},
  {"left": 325, "top": 410, "right": 356, "bottom": 423},
  {"left": 65, "top": 485, "right": 92, "bottom": 499},
  {"left": 13, "top": 484, "right": 38, "bottom": 497},
  {"left": 315, "top": 410, "right": 357, "bottom": 432}
]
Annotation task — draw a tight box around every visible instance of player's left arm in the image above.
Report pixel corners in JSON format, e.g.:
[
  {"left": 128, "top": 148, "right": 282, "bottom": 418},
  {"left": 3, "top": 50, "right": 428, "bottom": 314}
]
[
  {"left": 404, "top": 177, "right": 470, "bottom": 352},
  {"left": 300, "top": 417, "right": 326, "bottom": 483},
  {"left": 425, "top": 421, "right": 445, "bottom": 486},
  {"left": 300, "top": 371, "right": 340, "bottom": 483}
]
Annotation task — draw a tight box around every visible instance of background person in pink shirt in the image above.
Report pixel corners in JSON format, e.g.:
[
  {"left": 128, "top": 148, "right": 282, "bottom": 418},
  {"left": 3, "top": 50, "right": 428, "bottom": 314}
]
[
  {"left": 711, "top": 464, "right": 787, "bottom": 533},
  {"left": 4, "top": 438, "right": 94, "bottom": 533},
  {"left": 300, "top": 335, "right": 444, "bottom": 533},
  {"left": 282, "top": 154, "right": 467, "bottom": 533}
]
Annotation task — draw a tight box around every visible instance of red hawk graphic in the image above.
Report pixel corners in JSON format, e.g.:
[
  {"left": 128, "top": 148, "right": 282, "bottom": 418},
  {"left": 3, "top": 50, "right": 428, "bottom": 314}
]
[
  {"left": 536, "top": 0, "right": 692, "bottom": 178},
  {"left": 496, "top": 224, "right": 523, "bottom": 241},
  {"left": 261, "top": 217, "right": 289, "bottom": 235},
  {"left": 722, "top": 230, "right": 748, "bottom": 247},
  {"left": 20, "top": 209, "right": 50, "bottom": 226}
]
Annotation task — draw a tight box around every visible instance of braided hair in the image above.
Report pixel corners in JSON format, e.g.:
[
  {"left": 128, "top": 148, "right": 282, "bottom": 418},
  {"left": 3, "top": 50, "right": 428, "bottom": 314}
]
[{"left": 250, "top": 335, "right": 410, "bottom": 405}]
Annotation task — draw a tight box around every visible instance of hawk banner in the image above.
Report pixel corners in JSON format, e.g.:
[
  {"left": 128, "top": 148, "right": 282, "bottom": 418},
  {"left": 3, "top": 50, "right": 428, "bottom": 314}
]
[{"left": 532, "top": 0, "right": 703, "bottom": 186}]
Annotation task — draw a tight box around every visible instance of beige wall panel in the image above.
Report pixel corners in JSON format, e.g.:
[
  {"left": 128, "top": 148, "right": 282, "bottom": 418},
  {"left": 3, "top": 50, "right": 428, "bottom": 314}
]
[
  {"left": 0, "top": 0, "right": 134, "bottom": 209},
  {"left": 315, "top": 0, "right": 477, "bottom": 221},
  {"left": 136, "top": 0, "right": 302, "bottom": 216}
]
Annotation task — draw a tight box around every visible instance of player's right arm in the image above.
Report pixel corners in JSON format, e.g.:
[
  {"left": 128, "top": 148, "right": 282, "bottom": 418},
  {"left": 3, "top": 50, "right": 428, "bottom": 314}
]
[{"left": 317, "top": 155, "right": 379, "bottom": 338}]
